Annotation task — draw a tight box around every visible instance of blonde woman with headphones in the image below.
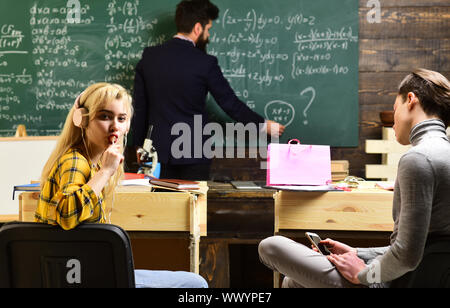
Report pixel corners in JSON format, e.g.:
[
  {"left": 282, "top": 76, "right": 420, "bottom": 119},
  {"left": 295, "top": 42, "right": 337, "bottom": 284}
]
[{"left": 35, "top": 82, "right": 208, "bottom": 288}]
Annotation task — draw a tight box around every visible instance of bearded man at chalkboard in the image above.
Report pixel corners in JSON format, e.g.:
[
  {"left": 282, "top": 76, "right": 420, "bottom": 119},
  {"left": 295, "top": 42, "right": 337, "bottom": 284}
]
[{"left": 131, "top": 0, "right": 284, "bottom": 180}]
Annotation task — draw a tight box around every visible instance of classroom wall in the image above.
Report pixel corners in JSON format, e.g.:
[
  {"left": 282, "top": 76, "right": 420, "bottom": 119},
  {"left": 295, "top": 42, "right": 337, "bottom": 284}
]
[
  {"left": 0, "top": 138, "right": 57, "bottom": 214},
  {"left": 207, "top": 0, "right": 450, "bottom": 181}
]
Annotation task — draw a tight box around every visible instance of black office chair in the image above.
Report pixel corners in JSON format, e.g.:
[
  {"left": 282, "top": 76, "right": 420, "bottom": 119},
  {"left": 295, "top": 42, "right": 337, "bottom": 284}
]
[
  {"left": 391, "top": 239, "right": 450, "bottom": 288},
  {"left": 0, "top": 222, "right": 135, "bottom": 288}
]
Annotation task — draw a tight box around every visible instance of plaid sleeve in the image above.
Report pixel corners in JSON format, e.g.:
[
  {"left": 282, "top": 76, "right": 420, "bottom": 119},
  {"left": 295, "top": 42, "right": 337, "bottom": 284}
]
[{"left": 37, "top": 151, "right": 104, "bottom": 230}]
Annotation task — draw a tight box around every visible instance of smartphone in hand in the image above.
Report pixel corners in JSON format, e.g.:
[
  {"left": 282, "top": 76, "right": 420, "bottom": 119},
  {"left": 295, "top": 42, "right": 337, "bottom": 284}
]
[{"left": 305, "top": 232, "right": 331, "bottom": 255}]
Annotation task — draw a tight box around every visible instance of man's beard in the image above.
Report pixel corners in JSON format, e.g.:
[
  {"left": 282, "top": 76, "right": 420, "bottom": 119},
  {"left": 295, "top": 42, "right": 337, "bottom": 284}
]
[{"left": 196, "top": 32, "right": 209, "bottom": 53}]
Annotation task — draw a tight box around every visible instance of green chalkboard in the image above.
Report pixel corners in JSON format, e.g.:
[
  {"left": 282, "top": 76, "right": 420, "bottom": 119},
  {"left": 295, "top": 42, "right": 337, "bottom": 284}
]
[{"left": 0, "top": 0, "right": 359, "bottom": 146}]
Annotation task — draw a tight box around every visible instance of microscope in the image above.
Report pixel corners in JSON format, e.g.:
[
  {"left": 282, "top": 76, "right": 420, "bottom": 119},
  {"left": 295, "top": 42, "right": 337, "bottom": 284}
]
[{"left": 136, "top": 125, "right": 158, "bottom": 177}]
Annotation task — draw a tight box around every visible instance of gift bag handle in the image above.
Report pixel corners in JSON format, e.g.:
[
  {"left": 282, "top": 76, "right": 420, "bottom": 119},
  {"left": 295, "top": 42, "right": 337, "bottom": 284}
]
[{"left": 288, "top": 139, "right": 312, "bottom": 156}]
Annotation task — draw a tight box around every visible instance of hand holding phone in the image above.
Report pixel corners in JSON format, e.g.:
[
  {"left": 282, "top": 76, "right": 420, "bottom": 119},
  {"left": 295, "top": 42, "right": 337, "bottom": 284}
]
[{"left": 305, "top": 232, "right": 331, "bottom": 255}]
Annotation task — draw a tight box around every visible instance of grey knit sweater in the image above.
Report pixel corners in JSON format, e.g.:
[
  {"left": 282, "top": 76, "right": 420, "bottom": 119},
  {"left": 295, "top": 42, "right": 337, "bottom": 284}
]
[{"left": 357, "top": 119, "right": 450, "bottom": 286}]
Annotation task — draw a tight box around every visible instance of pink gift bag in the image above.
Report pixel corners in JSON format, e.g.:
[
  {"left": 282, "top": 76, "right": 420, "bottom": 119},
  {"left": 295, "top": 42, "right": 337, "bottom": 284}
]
[{"left": 266, "top": 139, "right": 332, "bottom": 186}]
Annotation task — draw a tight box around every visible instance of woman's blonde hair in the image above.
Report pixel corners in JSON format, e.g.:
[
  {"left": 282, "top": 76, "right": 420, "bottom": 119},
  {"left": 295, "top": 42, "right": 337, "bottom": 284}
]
[{"left": 40, "top": 82, "right": 133, "bottom": 198}]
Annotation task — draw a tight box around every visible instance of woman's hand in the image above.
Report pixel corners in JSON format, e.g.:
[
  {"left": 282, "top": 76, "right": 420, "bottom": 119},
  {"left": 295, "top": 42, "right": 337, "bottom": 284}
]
[
  {"left": 311, "top": 238, "right": 356, "bottom": 255},
  {"left": 101, "top": 142, "right": 124, "bottom": 177},
  {"left": 320, "top": 238, "right": 356, "bottom": 255},
  {"left": 87, "top": 142, "right": 123, "bottom": 196},
  {"left": 327, "top": 252, "right": 366, "bottom": 285}
]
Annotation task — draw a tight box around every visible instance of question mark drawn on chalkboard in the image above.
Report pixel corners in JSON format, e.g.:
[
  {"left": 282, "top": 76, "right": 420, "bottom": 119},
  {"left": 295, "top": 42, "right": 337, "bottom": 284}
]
[{"left": 300, "top": 86, "right": 316, "bottom": 125}]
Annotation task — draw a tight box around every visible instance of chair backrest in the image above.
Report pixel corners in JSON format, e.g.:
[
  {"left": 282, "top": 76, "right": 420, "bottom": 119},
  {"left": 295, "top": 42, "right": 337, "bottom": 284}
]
[
  {"left": 391, "top": 239, "right": 450, "bottom": 288},
  {"left": 0, "top": 222, "right": 135, "bottom": 288}
]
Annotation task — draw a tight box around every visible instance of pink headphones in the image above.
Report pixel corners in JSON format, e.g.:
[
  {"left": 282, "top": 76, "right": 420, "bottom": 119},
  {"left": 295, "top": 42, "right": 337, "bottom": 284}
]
[
  {"left": 72, "top": 91, "right": 89, "bottom": 128},
  {"left": 72, "top": 88, "right": 131, "bottom": 134}
]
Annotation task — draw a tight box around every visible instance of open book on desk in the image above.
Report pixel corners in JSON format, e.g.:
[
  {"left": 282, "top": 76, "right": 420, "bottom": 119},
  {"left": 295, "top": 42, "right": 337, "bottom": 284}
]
[
  {"left": 149, "top": 178, "right": 200, "bottom": 190},
  {"left": 150, "top": 180, "right": 208, "bottom": 196}
]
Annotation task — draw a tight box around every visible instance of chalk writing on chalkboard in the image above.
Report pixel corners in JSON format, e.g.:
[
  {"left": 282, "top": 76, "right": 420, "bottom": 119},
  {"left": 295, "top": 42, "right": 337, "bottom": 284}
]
[
  {"left": 0, "top": 0, "right": 358, "bottom": 146},
  {"left": 207, "top": 1, "right": 358, "bottom": 146}
]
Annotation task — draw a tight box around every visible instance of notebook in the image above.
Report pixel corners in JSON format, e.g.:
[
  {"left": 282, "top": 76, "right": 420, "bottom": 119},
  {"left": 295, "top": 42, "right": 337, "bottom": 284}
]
[
  {"left": 12, "top": 183, "right": 40, "bottom": 200},
  {"left": 231, "top": 181, "right": 262, "bottom": 190}
]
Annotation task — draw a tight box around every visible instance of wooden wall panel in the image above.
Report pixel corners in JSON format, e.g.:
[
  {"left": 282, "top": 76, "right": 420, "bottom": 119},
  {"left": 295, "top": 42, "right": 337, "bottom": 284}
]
[
  {"left": 359, "top": 0, "right": 450, "bottom": 7},
  {"left": 360, "top": 7, "right": 449, "bottom": 39},
  {"left": 360, "top": 39, "right": 449, "bottom": 72}
]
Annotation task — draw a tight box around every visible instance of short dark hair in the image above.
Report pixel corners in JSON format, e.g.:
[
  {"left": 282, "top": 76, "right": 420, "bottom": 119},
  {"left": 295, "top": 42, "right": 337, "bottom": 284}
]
[
  {"left": 398, "top": 69, "right": 450, "bottom": 126},
  {"left": 175, "top": 0, "right": 219, "bottom": 33}
]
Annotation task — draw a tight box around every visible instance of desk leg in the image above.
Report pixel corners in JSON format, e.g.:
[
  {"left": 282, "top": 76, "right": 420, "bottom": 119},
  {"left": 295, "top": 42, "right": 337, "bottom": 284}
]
[
  {"left": 190, "top": 195, "right": 200, "bottom": 274},
  {"left": 189, "top": 234, "right": 200, "bottom": 274}
]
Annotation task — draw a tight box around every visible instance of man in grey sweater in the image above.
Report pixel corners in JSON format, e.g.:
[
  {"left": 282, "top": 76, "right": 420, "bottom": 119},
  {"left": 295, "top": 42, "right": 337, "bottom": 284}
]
[{"left": 258, "top": 69, "right": 450, "bottom": 287}]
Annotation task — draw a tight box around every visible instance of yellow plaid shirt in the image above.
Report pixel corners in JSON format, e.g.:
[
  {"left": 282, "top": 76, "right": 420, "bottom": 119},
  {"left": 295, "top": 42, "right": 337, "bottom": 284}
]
[{"left": 35, "top": 148, "right": 105, "bottom": 230}]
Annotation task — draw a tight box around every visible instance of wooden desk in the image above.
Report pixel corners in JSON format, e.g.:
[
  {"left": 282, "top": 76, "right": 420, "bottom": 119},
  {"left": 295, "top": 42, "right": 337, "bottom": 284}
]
[
  {"left": 203, "top": 182, "right": 393, "bottom": 288},
  {"left": 272, "top": 182, "right": 394, "bottom": 287},
  {"left": 0, "top": 215, "right": 18, "bottom": 223},
  {"left": 18, "top": 183, "right": 208, "bottom": 274}
]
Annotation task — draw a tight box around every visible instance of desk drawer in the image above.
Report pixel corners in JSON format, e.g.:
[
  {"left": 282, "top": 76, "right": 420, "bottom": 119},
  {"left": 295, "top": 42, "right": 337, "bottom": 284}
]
[{"left": 275, "top": 191, "right": 394, "bottom": 232}]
